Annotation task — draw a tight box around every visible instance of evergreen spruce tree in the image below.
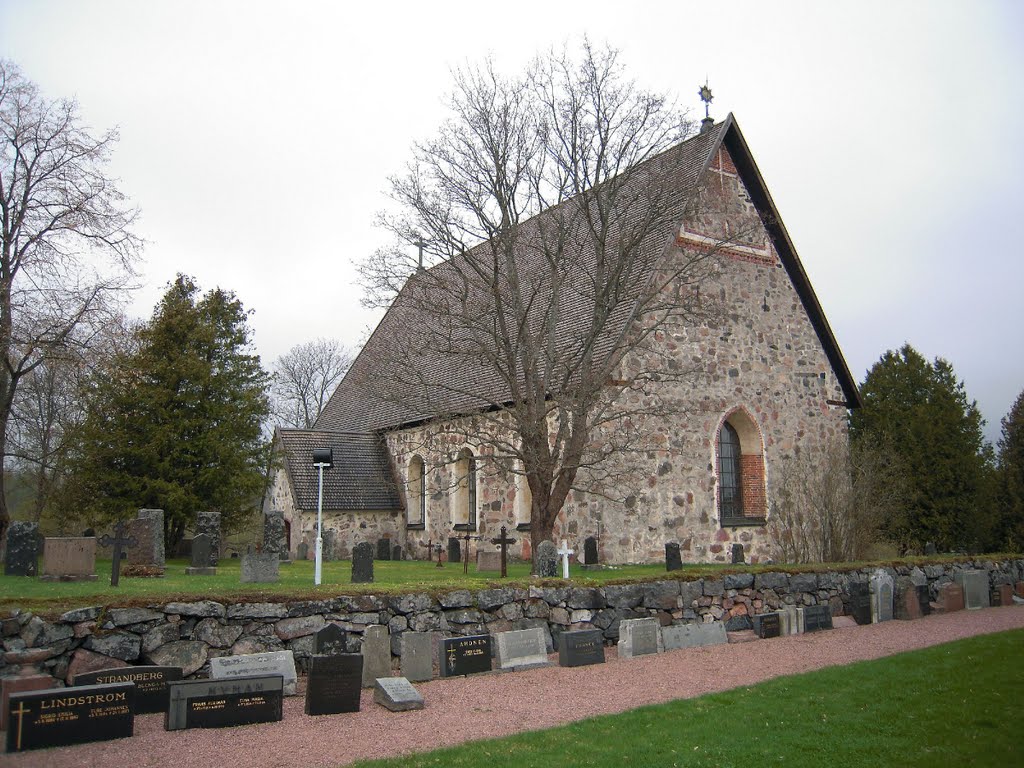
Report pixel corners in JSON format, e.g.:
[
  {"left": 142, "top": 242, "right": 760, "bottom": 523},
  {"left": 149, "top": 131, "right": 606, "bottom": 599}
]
[
  {"left": 849, "top": 344, "right": 990, "bottom": 553},
  {"left": 62, "top": 276, "right": 270, "bottom": 548},
  {"left": 997, "top": 389, "right": 1024, "bottom": 550}
]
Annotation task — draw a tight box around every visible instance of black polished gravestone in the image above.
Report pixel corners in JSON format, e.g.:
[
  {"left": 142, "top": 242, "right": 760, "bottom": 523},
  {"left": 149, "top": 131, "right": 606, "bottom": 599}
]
[
  {"left": 447, "top": 537, "right": 461, "bottom": 566},
  {"left": 848, "top": 582, "right": 872, "bottom": 625},
  {"left": 751, "top": 612, "right": 781, "bottom": 639},
  {"left": 439, "top": 635, "right": 492, "bottom": 678},
  {"left": 6, "top": 682, "right": 135, "bottom": 753},
  {"left": 583, "top": 536, "right": 599, "bottom": 566},
  {"left": 305, "top": 654, "right": 364, "bottom": 716},
  {"left": 165, "top": 676, "right": 283, "bottom": 731},
  {"left": 313, "top": 624, "right": 349, "bottom": 656},
  {"left": 558, "top": 629, "right": 606, "bottom": 668},
  {"left": 803, "top": 604, "right": 833, "bottom": 633},
  {"left": 74, "top": 665, "right": 182, "bottom": 714},
  {"left": 2, "top": 520, "right": 39, "bottom": 577},
  {"left": 376, "top": 538, "right": 392, "bottom": 561},
  {"left": 392, "top": 544, "right": 402, "bottom": 561},
  {"left": 665, "top": 542, "right": 683, "bottom": 572},
  {"left": 351, "top": 541, "right": 374, "bottom": 584}
]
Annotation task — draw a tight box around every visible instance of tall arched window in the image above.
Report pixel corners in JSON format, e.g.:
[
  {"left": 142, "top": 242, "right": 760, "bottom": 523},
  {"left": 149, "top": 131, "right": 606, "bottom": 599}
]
[
  {"left": 407, "top": 455, "right": 426, "bottom": 527},
  {"left": 716, "top": 409, "right": 767, "bottom": 526},
  {"left": 452, "top": 448, "right": 477, "bottom": 530},
  {"left": 717, "top": 422, "right": 742, "bottom": 522}
]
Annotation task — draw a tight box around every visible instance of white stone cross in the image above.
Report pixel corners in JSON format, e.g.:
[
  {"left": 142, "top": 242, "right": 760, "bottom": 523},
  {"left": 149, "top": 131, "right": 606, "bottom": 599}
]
[{"left": 557, "top": 539, "right": 574, "bottom": 579}]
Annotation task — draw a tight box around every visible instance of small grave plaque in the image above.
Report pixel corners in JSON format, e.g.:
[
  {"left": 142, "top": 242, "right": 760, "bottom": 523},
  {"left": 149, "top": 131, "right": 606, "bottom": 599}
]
[
  {"left": 351, "top": 541, "right": 374, "bottom": 583},
  {"left": 558, "top": 629, "right": 605, "bottom": 667},
  {"left": 665, "top": 542, "right": 682, "bottom": 572},
  {"left": 440, "top": 635, "right": 492, "bottom": 677},
  {"left": 400, "top": 632, "right": 435, "bottom": 682},
  {"left": 494, "top": 627, "right": 551, "bottom": 670},
  {"left": 801, "top": 604, "right": 833, "bottom": 633},
  {"left": 314, "top": 623, "right": 348, "bottom": 656},
  {"left": 240, "top": 551, "right": 280, "bottom": 583},
  {"left": 209, "top": 650, "right": 297, "bottom": 696},
  {"left": 618, "top": 618, "right": 660, "bottom": 659},
  {"left": 74, "top": 665, "right": 182, "bottom": 714},
  {"left": 661, "top": 623, "right": 728, "bottom": 651},
  {"left": 166, "top": 676, "right": 283, "bottom": 731},
  {"left": 954, "top": 571, "right": 990, "bottom": 610},
  {"left": 374, "top": 677, "right": 424, "bottom": 712},
  {"left": 6, "top": 682, "right": 135, "bottom": 753},
  {"left": 3, "top": 520, "right": 39, "bottom": 576},
  {"left": 305, "top": 654, "right": 363, "bottom": 716},
  {"left": 751, "top": 612, "right": 782, "bottom": 639}
]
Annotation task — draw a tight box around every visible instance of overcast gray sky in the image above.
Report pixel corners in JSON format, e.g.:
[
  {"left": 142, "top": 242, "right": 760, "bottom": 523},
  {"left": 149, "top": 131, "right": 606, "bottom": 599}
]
[{"left": 3, "top": 0, "right": 1022, "bottom": 444}]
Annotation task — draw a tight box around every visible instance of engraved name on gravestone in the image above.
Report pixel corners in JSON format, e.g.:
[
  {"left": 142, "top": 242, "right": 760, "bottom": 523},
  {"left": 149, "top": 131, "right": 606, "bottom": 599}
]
[
  {"left": 313, "top": 624, "right": 348, "bottom": 656},
  {"left": 494, "top": 628, "right": 551, "bottom": 671},
  {"left": 618, "top": 618, "right": 660, "bottom": 659},
  {"left": 440, "top": 635, "right": 492, "bottom": 677},
  {"left": 165, "top": 676, "right": 283, "bottom": 731},
  {"left": 558, "top": 629, "right": 605, "bottom": 668},
  {"left": 374, "top": 677, "right": 424, "bottom": 712},
  {"left": 954, "top": 570, "right": 990, "bottom": 610},
  {"left": 937, "top": 581, "right": 965, "bottom": 613},
  {"left": 536, "top": 540, "right": 558, "bottom": 578},
  {"left": 665, "top": 542, "right": 683, "bottom": 572},
  {"left": 240, "top": 551, "right": 280, "bottom": 584},
  {"left": 660, "top": 622, "right": 728, "bottom": 651},
  {"left": 801, "top": 604, "right": 833, "bottom": 633},
  {"left": 127, "top": 509, "right": 165, "bottom": 569},
  {"left": 351, "top": 541, "right": 374, "bottom": 583},
  {"left": 3, "top": 520, "right": 39, "bottom": 576},
  {"left": 361, "top": 625, "right": 391, "bottom": 688},
  {"left": 209, "top": 650, "right": 297, "bottom": 696},
  {"left": 305, "top": 655, "right": 363, "bottom": 716},
  {"left": 751, "top": 612, "right": 782, "bottom": 639},
  {"left": 74, "top": 666, "right": 182, "bottom": 715},
  {"left": 400, "top": 632, "right": 435, "bottom": 682},
  {"left": 6, "top": 682, "right": 135, "bottom": 753},
  {"left": 40, "top": 537, "right": 97, "bottom": 581},
  {"left": 870, "top": 569, "right": 894, "bottom": 623}
]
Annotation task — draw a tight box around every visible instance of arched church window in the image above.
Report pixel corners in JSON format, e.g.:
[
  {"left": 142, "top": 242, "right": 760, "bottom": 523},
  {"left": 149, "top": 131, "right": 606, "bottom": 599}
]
[
  {"left": 515, "top": 463, "right": 533, "bottom": 530},
  {"left": 452, "top": 448, "right": 478, "bottom": 530},
  {"left": 716, "top": 409, "right": 767, "bottom": 526},
  {"left": 407, "top": 455, "right": 426, "bottom": 528},
  {"left": 717, "top": 423, "right": 742, "bottom": 521}
]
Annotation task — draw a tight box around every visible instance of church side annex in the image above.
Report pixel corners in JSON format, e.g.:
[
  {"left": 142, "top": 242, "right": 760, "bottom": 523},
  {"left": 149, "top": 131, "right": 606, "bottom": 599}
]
[{"left": 264, "top": 114, "right": 860, "bottom": 565}]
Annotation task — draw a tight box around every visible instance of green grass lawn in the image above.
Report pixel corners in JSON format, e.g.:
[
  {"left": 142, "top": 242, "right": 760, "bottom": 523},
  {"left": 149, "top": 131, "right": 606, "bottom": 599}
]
[{"left": 350, "top": 628, "right": 1024, "bottom": 768}]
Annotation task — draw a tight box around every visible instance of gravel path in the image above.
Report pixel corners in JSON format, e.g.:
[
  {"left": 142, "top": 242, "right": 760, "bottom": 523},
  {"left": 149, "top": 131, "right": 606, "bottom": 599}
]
[{"left": 7, "top": 606, "right": 1024, "bottom": 768}]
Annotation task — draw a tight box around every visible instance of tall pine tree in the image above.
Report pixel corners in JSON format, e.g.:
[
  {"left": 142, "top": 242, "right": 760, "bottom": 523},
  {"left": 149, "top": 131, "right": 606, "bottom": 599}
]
[
  {"left": 849, "top": 344, "right": 991, "bottom": 553},
  {"left": 997, "top": 389, "right": 1024, "bottom": 550},
  {"left": 62, "top": 276, "right": 270, "bottom": 548}
]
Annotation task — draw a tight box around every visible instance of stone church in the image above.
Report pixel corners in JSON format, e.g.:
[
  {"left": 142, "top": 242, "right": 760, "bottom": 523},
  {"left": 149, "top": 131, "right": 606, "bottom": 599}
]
[{"left": 263, "top": 114, "right": 860, "bottom": 565}]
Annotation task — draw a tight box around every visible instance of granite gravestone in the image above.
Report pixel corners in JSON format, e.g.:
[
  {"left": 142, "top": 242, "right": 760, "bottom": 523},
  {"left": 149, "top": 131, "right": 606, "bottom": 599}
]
[
  {"left": 392, "top": 544, "right": 402, "bottom": 561},
  {"left": 376, "top": 538, "right": 392, "bottom": 561},
  {"left": 374, "top": 677, "right": 424, "bottom": 712},
  {"left": 195, "top": 511, "right": 221, "bottom": 566},
  {"left": 494, "top": 628, "right": 551, "bottom": 671},
  {"left": 536, "top": 540, "right": 558, "bottom": 577},
  {"left": 6, "top": 682, "right": 135, "bottom": 753},
  {"left": 848, "top": 582, "right": 872, "bottom": 625},
  {"left": 127, "top": 508, "right": 165, "bottom": 572},
  {"left": 296, "top": 542, "right": 309, "bottom": 561},
  {"left": 361, "top": 625, "right": 391, "bottom": 687},
  {"left": 954, "top": 571, "right": 990, "bottom": 610},
  {"left": 916, "top": 585, "right": 932, "bottom": 616},
  {"left": 660, "top": 623, "right": 728, "bottom": 651},
  {"left": 751, "top": 613, "right": 782, "bottom": 639},
  {"left": 583, "top": 536, "right": 599, "bottom": 566},
  {"left": 400, "top": 632, "right": 435, "bottom": 682},
  {"left": 801, "top": 605, "right": 833, "bottom": 633},
  {"left": 165, "top": 676, "right": 283, "bottom": 731},
  {"left": 313, "top": 624, "right": 348, "bottom": 656},
  {"left": 440, "top": 635, "right": 492, "bottom": 677},
  {"left": 936, "top": 582, "right": 965, "bottom": 613},
  {"left": 558, "top": 629, "right": 605, "bottom": 667},
  {"left": 665, "top": 542, "right": 683, "bottom": 571},
  {"left": 185, "top": 533, "right": 216, "bottom": 576},
  {"left": 3, "top": 520, "right": 39, "bottom": 576},
  {"left": 731, "top": 543, "right": 745, "bottom": 564},
  {"left": 447, "top": 537, "right": 461, "bottom": 565},
  {"left": 870, "top": 569, "right": 894, "bottom": 623},
  {"left": 209, "top": 650, "right": 297, "bottom": 696},
  {"left": 73, "top": 666, "right": 182, "bottom": 715},
  {"left": 40, "top": 537, "right": 97, "bottom": 581},
  {"left": 240, "top": 551, "right": 280, "bottom": 583},
  {"left": 1, "top": 676, "right": 53, "bottom": 732},
  {"left": 476, "top": 550, "right": 501, "bottom": 572},
  {"left": 305, "top": 654, "right": 363, "bottom": 716},
  {"left": 618, "top": 618, "right": 660, "bottom": 659},
  {"left": 351, "top": 541, "right": 374, "bottom": 583},
  {"left": 263, "top": 509, "right": 288, "bottom": 560},
  {"left": 322, "top": 529, "right": 337, "bottom": 561}
]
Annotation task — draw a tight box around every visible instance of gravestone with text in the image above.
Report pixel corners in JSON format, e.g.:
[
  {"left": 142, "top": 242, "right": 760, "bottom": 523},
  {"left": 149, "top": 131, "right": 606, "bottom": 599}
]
[
  {"left": 751, "top": 612, "right": 782, "bottom": 639},
  {"left": 305, "top": 654, "right": 363, "bottom": 715},
  {"left": 870, "top": 569, "right": 895, "bottom": 623},
  {"left": 40, "top": 537, "right": 97, "bottom": 581},
  {"left": 494, "top": 627, "right": 551, "bottom": 670},
  {"left": 848, "top": 582, "right": 872, "bottom": 625},
  {"left": 536, "top": 540, "right": 558, "bottom": 577},
  {"left": 314, "top": 624, "right": 349, "bottom": 656},
  {"left": 3, "top": 520, "right": 39, "bottom": 576},
  {"left": 209, "top": 650, "right": 297, "bottom": 696},
  {"left": 661, "top": 622, "right": 727, "bottom": 651},
  {"left": 351, "top": 541, "right": 374, "bottom": 583},
  {"left": 936, "top": 582, "right": 965, "bottom": 613},
  {"left": 165, "top": 676, "right": 283, "bottom": 731},
  {"left": 185, "top": 533, "right": 217, "bottom": 576},
  {"left": 476, "top": 549, "right": 501, "bottom": 572},
  {"left": 73, "top": 665, "right": 182, "bottom": 715},
  {"left": 377, "top": 538, "right": 392, "bottom": 560},
  {"left": 361, "top": 625, "right": 391, "bottom": 687},
  {"left": 240, "top": 550, "right": 280, "bottom": 583},
  {"left": 400, "top": 632, "right": 435, "bottom": 682},
  {"left": 954, "top": 570, "right": 990, "bottom": 610},
  {"left": 618, "top": 617, "right": 660, "bottom": 659},
  {"left": 127, "top": 508, "right": 165, "bottom": 572},
  {"left": 6, "top": 682, "right": 135, "bottom": 753},
  {"left": 558, "top": 629, "right": 605, "bottom": 667},
  {"left": 374, "top": 677, "right": 424, "bottom": 712},
  {"left": 665, "top": 542, "right": 682, "bottom": 571},
  {"left": 195, "top": 511, "right": 221, "bottom": 566},
  {"left": 440, "top": 635, "right": 492, "bottom": 677},
  {"left": 801, "top": 604, "right": 833, "bottom": 633}
]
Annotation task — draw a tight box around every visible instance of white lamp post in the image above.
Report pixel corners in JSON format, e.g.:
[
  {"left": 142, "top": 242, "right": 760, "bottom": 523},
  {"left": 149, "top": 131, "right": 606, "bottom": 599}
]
[{"left": 312, "top": 447, "right": 333, "bottom": 586}]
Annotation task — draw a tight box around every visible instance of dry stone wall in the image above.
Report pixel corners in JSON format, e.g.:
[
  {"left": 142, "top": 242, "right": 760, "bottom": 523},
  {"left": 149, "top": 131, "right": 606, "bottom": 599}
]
[{"left": 4, "top": 559, "right": 1020, "bottom": 688}]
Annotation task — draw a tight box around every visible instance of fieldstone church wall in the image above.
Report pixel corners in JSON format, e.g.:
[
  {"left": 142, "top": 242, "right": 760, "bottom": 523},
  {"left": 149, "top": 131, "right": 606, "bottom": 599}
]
[{"left": 4, "top": 559, "right": 1020, "bottom": 686}]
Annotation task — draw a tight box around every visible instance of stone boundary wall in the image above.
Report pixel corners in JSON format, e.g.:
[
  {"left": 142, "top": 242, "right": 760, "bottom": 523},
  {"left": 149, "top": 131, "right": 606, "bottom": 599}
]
[{"left": 4, "top": 559, "right": 1022, "bottom": 687}]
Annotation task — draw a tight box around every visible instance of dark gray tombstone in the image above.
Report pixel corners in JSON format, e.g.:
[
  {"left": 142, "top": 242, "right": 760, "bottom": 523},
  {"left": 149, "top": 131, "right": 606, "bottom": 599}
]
[
  {"left": 313, "top": 624, "right": 348, "bottom": 656},
  {"left": 751, "top": 612, "right": 781, "bottom": 639},
  {"left": 322, "top": 529, "right": 337, "bottom": 561},
  {"left": 392, "top": 544, "right": 402, "bottom": 561},
  {"left": 536, "top": 540, "right": 558, "bottom": 577},
  {"left": 351, "top": 542, "right": 374, "bottom": 583},
  {"left": 3, "top": 520, "right": 39, "bottom": 576},
  {"left": 165, "top": 676, "right": 283, "bottom": 731},
  {"left": 240, "top": 551, "right": 280, "bottom": 584},
  {"left": 305, "top": 655, "right": 363, "bottom": 716},
  {"left": 6, "top": 682, "right": 135, "bottom": 752},
  {"left": 297, "top": 541, "right": 309, "bottom": 561},
  {"left": 447, "top": 537, "right": 461, "bottom": 565},
  {"left": 185, "top": 533, "right": 216, "bottom": 576},
  {"left": 439, "top": 635, "right": 492, "bottom": 677},
  {"left": 263, "top": 509, "right": 287, "bottom": 560},
  {"left": 665, "top": 542, "right": 683, "bottom": 571},
  {"left": 802, "top": 604, "right": 833, "bottom": 632},
  {"left": 73, "top": 665, "right": 182, "bottom": 715},
  {"left": 583, "top": 536, "right": 599, "bottom": 566},
  {"left": 916, "top": 584, "right": 932, "bottom": 616},
  {"left": 374, "top": 677, "right": 424, "bottom": 712},
  {"left": 376, "top": 538, "right": 392, "bottom": 561},
  {"left": 194, "top": 511, "right": 220, "bottom": 566},
  {"left": 731, "top": 543, "right": 745, "bottom": 564},
  {"left": 848, "top": 582, "right": 872, "bottom": 625},
  {"left": 558, "top": 629, "right": 605, "bottom": 667}
]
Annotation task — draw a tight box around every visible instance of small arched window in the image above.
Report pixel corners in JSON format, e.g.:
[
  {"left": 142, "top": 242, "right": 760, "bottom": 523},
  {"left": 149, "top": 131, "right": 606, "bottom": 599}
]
[
  {"left": 716, "top": 409, "right": 767, "bottom": 526},
  {"left": 407, "top": 455, "right": 426, "bottom": 527}
]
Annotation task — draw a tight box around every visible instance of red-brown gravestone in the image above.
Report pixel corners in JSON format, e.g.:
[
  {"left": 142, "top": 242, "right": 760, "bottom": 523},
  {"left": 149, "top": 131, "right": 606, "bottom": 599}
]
[
  {"left": 936, "top": 582, "right": 965, "bottom": 613},
  {"left": 898, "top": 586, "right": 923, "bottom": 620},
  {"left": 1, "top": 675, "right": 55, "bottom": 731},
  {"left": 40, "top": 538, "right": 97, "bottom": 581},
  {"left": 994, "top": 584, "right": 1013, "bottom": 606},
  {"left": 1016, "top": 582, "right": 1024, "bottom": 599}
]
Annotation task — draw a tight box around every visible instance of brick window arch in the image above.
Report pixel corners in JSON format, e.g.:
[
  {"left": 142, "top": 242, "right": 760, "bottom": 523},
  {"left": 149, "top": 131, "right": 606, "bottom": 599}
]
[{"left": 716, "top": 408, "right": 767, "bottom": 526}]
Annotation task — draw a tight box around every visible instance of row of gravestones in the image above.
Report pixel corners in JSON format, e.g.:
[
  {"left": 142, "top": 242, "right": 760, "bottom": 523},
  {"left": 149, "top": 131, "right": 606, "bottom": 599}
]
[{"left": 2, "top": 511, "right": 221, "bottom": 581}]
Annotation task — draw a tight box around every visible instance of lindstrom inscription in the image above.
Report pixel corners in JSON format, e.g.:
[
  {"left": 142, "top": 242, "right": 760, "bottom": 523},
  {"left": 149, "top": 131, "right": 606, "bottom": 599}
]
[{"left": 6, "top": 682, "right": 135, "bottom": 753}]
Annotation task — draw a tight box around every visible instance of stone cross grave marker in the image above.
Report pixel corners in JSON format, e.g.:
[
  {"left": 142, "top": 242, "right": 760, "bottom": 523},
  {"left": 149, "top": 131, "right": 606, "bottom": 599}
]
[
  {"left": 40, "top": 537, "right": 97, "bottom": 582},
  {"left": 665, "top": 542, "right": 682, "bottom": 571},
  {"left": 98, "top": 521, "right": 136, "bottom": 587},
  {"left": 583, "top": 536, "right": 598, "bottom": 566},
  {"left": 351, "top": 541, "right": 374, "bottom": 583},
  {"left": 374, "top": 677, "right": 424, "bottom": 712},
  {"left": 420, "top": 539, "right": 444, "bottom": 567},
  {"left": 536, "top": 540, "right": 558, "bottom": 577},
  {"left": 557, "top": 540, "right": 574, "bottom": 579},
  {"left": 489, "top": 525, "right": 517, "bottom": 578},
  {"left": 3, "top": 520, "right": 39, "bottom": 576},
  {"left": 455, "top": 528, "right": 483, "bottom": 574}
]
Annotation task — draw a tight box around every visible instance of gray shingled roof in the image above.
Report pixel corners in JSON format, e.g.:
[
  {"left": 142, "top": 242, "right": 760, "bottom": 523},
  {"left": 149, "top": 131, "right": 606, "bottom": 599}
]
[{"left": 276, "top": 429, "right": 401, "bottom": 511}]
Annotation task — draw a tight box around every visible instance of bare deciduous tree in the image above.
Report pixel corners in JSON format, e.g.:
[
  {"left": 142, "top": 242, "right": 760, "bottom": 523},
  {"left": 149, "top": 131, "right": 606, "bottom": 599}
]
[
  {"left": 271, "top": 338, "right": 353, "bottom": 429},
  {"left": 0, "top": 60, "right": 140, "bottom": 540},
  {"left": 354, "top": 42, "right": 739, "bottom": 567}
]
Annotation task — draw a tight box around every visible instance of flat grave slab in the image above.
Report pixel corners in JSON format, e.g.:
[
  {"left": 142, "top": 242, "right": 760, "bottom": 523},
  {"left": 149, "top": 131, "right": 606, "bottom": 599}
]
[
  {"left": 73, "top": 665, "right": 182, "bottom": 714},
  {"left": 440, "top": 635, "right": 492, "bottom": 677},
  {"left": 618, "top": 617, "right": 660, "bottom": 659},
  {"left": 494, "top": 627, "right": 551, "bottom": 671},
  {"left": 305, "top": 654, "right": 363, "bottom": 716},
  {"left": 209, "top": 650, "right": 297, "bottom": 696},
  {"left": 165, "top": 675, "right": 283, "bottom": 731},
  {"left": 374, "top": 677, "right": 424, "bottom": 712},
  {"left": 6, "top": 682, "right": 134, "bottom": 753},
  {"left": 558, "top": 629, "right": 606, "bottom": 667},
  {"left": 661, "top": 622, "right": 728, "bottom": 651}
]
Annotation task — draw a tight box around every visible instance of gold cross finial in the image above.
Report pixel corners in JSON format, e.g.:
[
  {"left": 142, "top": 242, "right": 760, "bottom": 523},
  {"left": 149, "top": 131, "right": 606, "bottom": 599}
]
[{"left": 698, "top": 80, "right": 713, "bottom": 120}]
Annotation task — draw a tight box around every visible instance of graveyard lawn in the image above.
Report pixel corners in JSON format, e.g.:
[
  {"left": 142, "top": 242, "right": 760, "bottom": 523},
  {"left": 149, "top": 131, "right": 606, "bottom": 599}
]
[{"left": 350, "top": 628, "right": 1024, "bottom": 768}]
